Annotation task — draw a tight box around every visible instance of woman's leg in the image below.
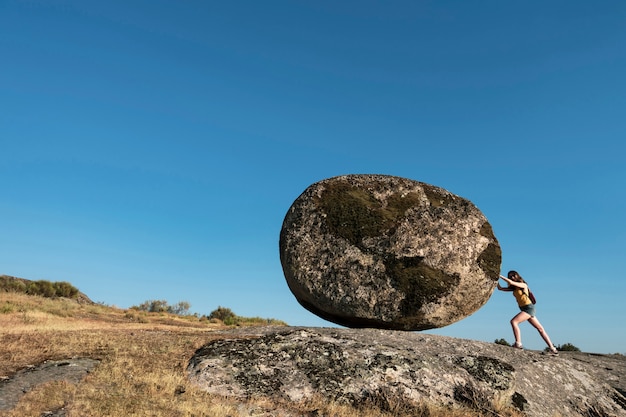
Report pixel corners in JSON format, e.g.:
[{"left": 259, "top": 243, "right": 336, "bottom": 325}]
[
  {"left": 510, "top": 311, "right": 530, "bottom": 346},
  {"left": 528, "top": 316, "right": 556, "bottom": 350}
]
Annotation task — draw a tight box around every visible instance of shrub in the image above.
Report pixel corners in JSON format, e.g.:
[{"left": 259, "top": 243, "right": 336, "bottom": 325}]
[
  {"left": 170, "top": 301, "right": 191, "bottom": 315},
  {"left": 0, "top": 276, "right": 27, "bottom": 293},
  {"left": 12, "top": 280, "right": 27, "bottom": 293},
  {"left": 26, "top": 280, "right": 56, "bottom": 297},
  {"left": 1, "top": 302, "right": 15, "bottom": 314},
  {"left": 54, "top": 281, "right": 79, "bottom": 298},
  {"left": 494, "top": 338, "right": 511, "bottom": 347},
  {"left": 544, "top": 343, "right": 581, "bottom": 352},
  {"left": 555, "top": 343, "right": 581, "bottom": 352},
  {"left": 132, "top": 300, "right": 192, "bottom": 315},
  {"left": 133, "top": 299, "right": 169, "bottom": 313},
  {"left": 208, "top": 306, "right": 236, "bottom": 322},
  {"left": 1, "top": 276, "right": 80, "bottom": 299},
  {"left": 124, "top": 311, "right": 148, "bottom": 323}
]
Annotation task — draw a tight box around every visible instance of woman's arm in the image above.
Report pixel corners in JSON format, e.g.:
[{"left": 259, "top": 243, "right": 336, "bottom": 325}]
[{"left": 499, "top": 275, "right": 527, "bottom": 289}]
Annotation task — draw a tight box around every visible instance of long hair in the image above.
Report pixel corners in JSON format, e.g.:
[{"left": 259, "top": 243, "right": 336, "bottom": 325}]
[{"left": 507, "top": 270, "right": 527, "bottom": 284}]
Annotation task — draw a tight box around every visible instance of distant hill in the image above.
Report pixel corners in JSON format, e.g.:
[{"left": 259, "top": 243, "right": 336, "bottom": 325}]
[{"left": 0, "top": 274, "right": 94, "bottom": 304}]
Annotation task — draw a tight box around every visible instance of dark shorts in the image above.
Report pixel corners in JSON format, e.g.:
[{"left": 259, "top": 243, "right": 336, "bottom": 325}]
[{"left": 520, "top": 304, "right": 536, "bottom": 317}]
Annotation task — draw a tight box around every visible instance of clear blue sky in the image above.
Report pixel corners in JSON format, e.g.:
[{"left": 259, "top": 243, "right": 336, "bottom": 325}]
[{"left": 1, "top": 1, "right": 624, "bottom": 354}]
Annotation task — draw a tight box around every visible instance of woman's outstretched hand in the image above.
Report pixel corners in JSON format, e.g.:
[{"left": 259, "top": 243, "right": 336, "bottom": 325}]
[{"left": 497, "top": 275, "right": 509, "bottom": 290}]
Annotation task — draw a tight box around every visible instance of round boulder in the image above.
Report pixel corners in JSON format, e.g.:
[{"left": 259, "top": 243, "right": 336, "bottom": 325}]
[{"left": 279, "top": 174, "right": 501, "bottom": 330}]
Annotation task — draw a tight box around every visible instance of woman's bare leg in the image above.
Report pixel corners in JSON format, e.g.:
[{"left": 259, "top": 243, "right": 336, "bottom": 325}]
[
  {"left": 528, "top": 316, "right": 556, "bottom": 350},
  {"left": 510, "top": 312, "right": 530, "bottom": 346}
]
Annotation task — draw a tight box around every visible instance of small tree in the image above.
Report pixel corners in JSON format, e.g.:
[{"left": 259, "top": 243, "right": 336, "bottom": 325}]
[
  {"left": 494, "top": 338, "right": 511, "bottom": 347},
  {"left": 132, "top": 300, "right": 191, "bottom": 315},
  {"left": 134, "top": 300, "right": 169, "bottom": 313},
  {"left": 169, "top": 301, "right": 191, "bottom": 315}
]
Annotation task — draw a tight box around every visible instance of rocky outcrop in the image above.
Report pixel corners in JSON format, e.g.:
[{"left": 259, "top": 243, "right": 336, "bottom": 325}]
[
  {"left": 0, "top": 358, "right": 100, "bottom": 411},
  {"left": 279, "top": 174, "right": 501, "bottom": 330},
  {"left": 188, "top": 327, "right": 626, "bottom": 417}
]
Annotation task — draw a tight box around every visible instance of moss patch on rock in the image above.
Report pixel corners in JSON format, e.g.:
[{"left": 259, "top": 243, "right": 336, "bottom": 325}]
[
  {"left": 315, "top": 179, "right": 421, "bottom": 246},
  {"left": 477, "top": 223, "right": 502, "bottom": 280},
  {"left": 384, "top": 256, "right": 459, "bottom": 316}
]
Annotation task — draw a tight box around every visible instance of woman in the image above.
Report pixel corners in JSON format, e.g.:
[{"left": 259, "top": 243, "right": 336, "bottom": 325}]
[{"left": 497, "top": 270, "right": 559, "bottom": 354}]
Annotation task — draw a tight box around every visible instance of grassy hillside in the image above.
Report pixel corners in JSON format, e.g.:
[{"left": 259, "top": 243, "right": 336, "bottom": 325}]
[{"left": 0, "top": 280, "right": 524, "bottom": 417}]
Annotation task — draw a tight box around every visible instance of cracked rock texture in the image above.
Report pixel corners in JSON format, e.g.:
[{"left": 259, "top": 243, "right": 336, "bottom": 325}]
[
  {"left": 188, "top": 327, "right": 626, "bottom": 417},
  {"left": 279, "top": 174, "right": 501, "bottom": 330}
]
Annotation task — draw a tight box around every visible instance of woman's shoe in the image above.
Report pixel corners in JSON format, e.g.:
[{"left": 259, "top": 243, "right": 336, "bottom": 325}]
[
  {"left": 512, "top": 342, "right": 523, "bottom": 349},
  {"left": 549, "top": 347, "right": 559, "bottom": 355}
]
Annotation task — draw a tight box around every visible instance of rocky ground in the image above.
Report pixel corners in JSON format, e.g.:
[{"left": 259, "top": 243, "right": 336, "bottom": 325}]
[
  {"left": 2, "top": 326, "right": 624, "bottom": 417},
  {"left": 189, "top": 326, "right": 626, "bottom": 417}
]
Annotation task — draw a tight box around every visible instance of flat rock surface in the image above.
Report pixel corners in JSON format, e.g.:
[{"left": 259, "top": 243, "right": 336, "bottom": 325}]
[
  {"left": 188, "top": 326, "right": 626, "bottom": 417},
  {"left": 0, "top": 358, "right": 99, "bottom": 411}
]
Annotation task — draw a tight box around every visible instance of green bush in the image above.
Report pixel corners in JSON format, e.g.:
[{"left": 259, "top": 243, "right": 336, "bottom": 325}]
[
  {"left": 555, "top": 343, "right": 581, "bottom": 352},
  {"left": 494, "top": 338, "right": 511, "bottom": 346},
  {"left": 207, "top": 307, "right": 287, "bottom": 326},
  {"left": 27, "top": 280, "right": 56, "bottom": 297},
  {"left": 208, "top": 306, "right": 236, "bottom": 322},
  {"left": 132, "top": 300, "right": 191, "bottom": 315},
  {"left": 54, "top": 281, "right": 79, "bottom": 298},
  {"left": 13, "top": 280, "right": 27, "bottom": 293},
  {"left": 133, "top": 300, "right": 170, "bottom": 313},
  {"left": 236, "top": 316, "right": 288, "bottom": 326},
  {"left": 129, "top": 302, "right": 286, "bottom": 326},
  {"left": 0, "top": 276, "right": 27, "bottom": 293},
  {"left": 0, "top": 276, "right": 80, "bottom": 299},
  {"left": 544, "top": 342, "right": 581, "bottom": 352}
]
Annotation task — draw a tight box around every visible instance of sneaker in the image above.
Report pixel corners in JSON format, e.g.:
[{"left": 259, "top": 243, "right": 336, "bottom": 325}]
[
  {"left": 548, "top": 347, "right": 559, "bottom": 355},
  {"left": 512, "top": 342, "right": 523, "bottom": 350}
]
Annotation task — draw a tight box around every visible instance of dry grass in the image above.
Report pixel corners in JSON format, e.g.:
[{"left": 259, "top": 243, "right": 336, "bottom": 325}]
[{"left": 0, "top": 292, "right": 523, "bottom": 417}]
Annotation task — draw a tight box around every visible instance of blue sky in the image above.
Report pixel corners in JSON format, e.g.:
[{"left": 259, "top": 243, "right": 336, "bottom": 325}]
[{"left": 1, "top": 1, "right": 624, "bottom": 354}]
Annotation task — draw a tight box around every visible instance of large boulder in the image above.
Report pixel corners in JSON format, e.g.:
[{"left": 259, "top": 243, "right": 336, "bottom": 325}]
[{"left": 279, "top": 174, "right": 501, "bottom": 330}]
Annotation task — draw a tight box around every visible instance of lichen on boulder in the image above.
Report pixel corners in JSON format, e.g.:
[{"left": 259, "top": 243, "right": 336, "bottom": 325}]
[{"left": 279, "top": 174, "right": 501, "bottom": 330}]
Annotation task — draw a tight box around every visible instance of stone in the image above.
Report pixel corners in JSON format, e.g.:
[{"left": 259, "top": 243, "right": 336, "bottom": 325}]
[
  {"left": 0, "top": 358, "right": 100, "bottom": 411},
  {"left": 187, "top": 326, "right": 626, "bottom": 417},
  {"left": 279, "top": 174, "right": 501, "bottom": 330}
]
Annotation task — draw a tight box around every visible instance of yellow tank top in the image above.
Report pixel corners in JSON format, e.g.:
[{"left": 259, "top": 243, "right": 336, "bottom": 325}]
[{"left": 513, "top": 287, "right": 532, "bottom": 307}]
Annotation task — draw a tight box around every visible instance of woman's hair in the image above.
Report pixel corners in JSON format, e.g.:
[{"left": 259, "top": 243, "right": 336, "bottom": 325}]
[{"left": 507, "top": 270, "right": 527, "bottom": 284}]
